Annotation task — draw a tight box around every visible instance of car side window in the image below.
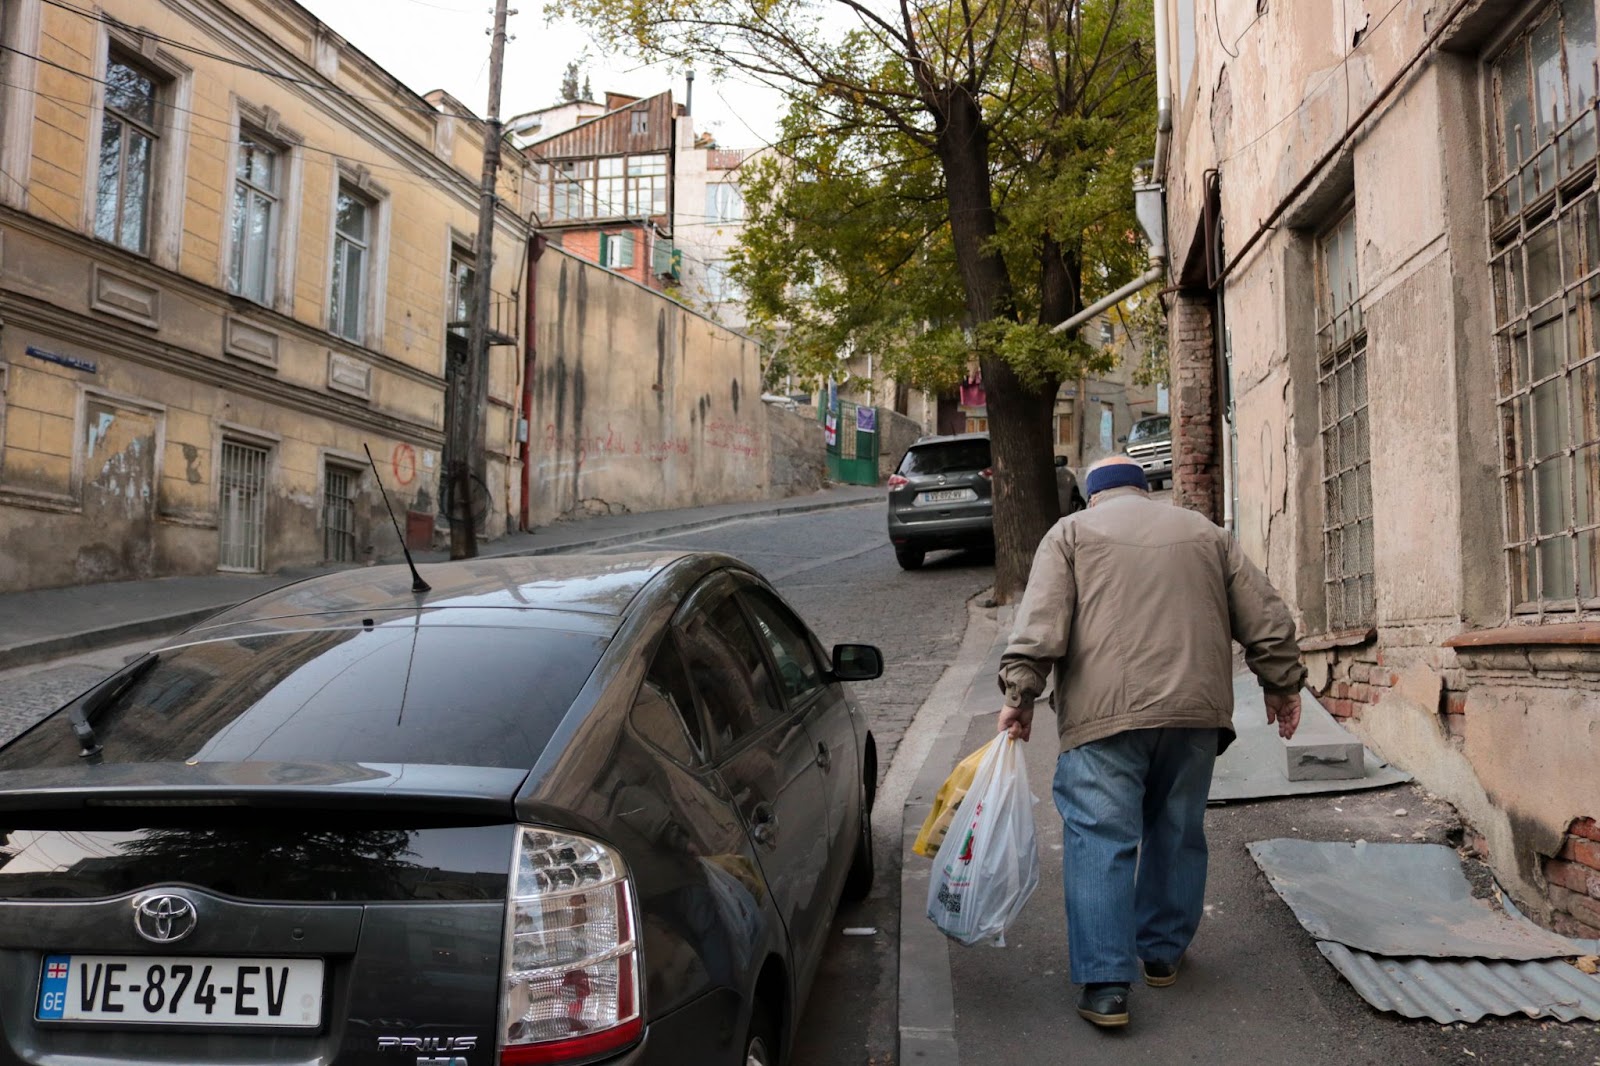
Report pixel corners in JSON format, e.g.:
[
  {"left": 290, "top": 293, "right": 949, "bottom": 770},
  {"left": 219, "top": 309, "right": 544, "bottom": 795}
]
[
  {"left": 676, "top": 591, "right": 784, "bottom": 752},
  {"left": 630, "top": 635, "right": 703, "bottom": 765},
  {"left": 740, "top": 587, "right": 826, "bottom": 707}
]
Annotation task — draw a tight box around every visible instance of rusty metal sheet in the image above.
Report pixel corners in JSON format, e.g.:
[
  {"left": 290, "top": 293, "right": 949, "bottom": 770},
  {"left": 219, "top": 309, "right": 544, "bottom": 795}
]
[
  {"left": 1210, "top": 677, "right": 1411, "bottom": 802},
  {"left": 1248, "top": 839, "right": 1585, "bottom": 960},
  {"left": 1317, "top": 943, "right": 1600, "bottom": 1023}
]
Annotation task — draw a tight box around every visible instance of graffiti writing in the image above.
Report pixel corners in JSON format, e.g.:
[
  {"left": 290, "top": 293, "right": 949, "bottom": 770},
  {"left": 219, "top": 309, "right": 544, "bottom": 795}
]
[
  {"left": 391, "top": 443, "right": 417, "bottom": 486},
  {"left": 704, "top": 419, "right": 760, "bottom": 459},
  {"left": 543, "top": 424, "right": 692, "bottom": 464}
]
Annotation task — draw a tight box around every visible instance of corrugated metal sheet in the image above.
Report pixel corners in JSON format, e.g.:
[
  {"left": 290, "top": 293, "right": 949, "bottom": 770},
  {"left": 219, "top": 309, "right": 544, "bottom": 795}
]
[{"left": 1318, "top": 943, "right": 1600, "bottom": 1024}]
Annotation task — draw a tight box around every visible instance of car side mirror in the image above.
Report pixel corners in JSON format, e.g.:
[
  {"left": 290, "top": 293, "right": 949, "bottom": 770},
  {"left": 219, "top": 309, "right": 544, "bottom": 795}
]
[
  {"left": 831, "top": 644, "right": 884, "bottom": 682},
  {"left": 1053, "top": 455, "right": 1068, "bottom": 468},
  {"left": 1117, "top": 435, "right": 1128, "bottom": 445}
]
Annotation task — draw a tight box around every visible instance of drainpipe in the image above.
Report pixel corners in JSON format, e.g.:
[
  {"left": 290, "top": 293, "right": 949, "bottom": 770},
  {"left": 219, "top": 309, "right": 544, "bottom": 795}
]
[
  {"left": 1153, "top": 0, "right": 1172, "bottom": 180},
  {"left": 519, "top": 234, "right": 546, "bottom": 531},
  {"left": 1048, "top": 264, "right": 1165, "bottom": 336}
]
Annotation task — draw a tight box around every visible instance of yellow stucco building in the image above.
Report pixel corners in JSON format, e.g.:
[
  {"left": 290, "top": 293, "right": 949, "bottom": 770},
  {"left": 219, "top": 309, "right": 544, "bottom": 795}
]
[{"left": 0, "top": 0, "right": 533, "bottom": 592}]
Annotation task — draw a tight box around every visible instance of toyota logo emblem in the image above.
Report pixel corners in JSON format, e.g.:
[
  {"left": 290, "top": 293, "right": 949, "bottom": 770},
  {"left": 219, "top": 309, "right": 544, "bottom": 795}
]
[{"left": 133, "top": 894, "right": 197, "bottom": 944}]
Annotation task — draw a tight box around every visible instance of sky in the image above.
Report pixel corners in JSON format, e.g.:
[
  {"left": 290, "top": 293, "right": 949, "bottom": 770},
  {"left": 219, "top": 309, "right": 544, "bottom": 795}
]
[{"left": 295, "top": 0, "right": 786, "bottom": 148}]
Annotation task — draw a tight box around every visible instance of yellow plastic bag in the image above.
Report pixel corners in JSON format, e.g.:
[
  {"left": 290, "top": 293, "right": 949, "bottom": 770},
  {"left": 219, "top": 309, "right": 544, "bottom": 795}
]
[{"left": 913, "top": 737, "right": 997, "bottom": 858}]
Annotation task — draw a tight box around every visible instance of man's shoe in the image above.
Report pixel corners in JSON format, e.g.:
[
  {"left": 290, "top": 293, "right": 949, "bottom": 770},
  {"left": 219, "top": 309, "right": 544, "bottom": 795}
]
[
  {"left": 1141, "top": 957, "right": 1181, "bottom": 988},
  {"left": 1075, "top": 983, "right": 1130, "bottom": 1028}
]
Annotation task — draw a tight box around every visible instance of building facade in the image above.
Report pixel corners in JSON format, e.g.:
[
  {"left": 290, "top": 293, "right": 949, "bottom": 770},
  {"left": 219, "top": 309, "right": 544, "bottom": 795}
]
[
  {"left": 0, "top": 0, "right": 533, "bottom": 594},
  {"left": 1162, "top": 0, "right": 1600, "bottom": 935}
]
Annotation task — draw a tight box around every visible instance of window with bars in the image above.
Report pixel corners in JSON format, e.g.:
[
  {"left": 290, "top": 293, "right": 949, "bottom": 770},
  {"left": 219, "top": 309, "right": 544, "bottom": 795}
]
[
  {"left": 1316, "top": 210, "right": 1375, "bottom": 631},
  {"left": 329, "top": 183, "right": 372, "bottom": 341},
  {"left": 95, "top": 54, "right": 161, "bottom": 254},
  {"left": 1489, "top": 0, "right": 1600, "bottom": 615},
  {"left": 324, "top": 465, "right": 358, "bottom": 563},
  {"left": 448, "top": 245, "right": 474, "bottom": 334},
  {"left": 219, "top": 440, "right": 268, "bottom": 572},
  {"left": 229, "top": 130, "right": 280, "bottom": 304}
]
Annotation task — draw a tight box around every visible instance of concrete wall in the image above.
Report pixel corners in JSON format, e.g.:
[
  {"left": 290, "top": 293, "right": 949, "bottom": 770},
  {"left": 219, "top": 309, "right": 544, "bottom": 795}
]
[
  {"left": 1165, "top": 0, "right": 1600, "bottom": 935},
  {"left": 767, "top": 404, "right": 824, "bottom": 498},
  {"left": 526, "top": 248, "right": 769, "bottom": 524}
]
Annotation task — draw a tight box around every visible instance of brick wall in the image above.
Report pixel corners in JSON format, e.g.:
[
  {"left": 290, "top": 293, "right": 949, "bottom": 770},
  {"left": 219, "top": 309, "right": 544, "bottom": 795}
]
[
  {"left": 1170, "top": 295, "right": 1222, "bottom": 524},
  {"left": 1544, "top": 818, "right": 1600, "bottom": 938},
  {"left": 550, "top": 227, "right": 658, "bottom": 289}
]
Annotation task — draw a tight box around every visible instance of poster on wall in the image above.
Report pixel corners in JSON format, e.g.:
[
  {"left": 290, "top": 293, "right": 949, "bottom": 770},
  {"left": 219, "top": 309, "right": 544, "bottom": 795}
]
[{"left": 856, "top": 407, "right": 877, "bottom": 434}]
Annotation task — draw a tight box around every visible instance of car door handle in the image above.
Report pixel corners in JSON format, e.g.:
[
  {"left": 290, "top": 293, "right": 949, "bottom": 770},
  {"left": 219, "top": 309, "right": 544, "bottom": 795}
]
[
  {"left": 815, "top": 742, "right": 832, "bottom": 772},
  {"left": 750, "top": 803, "right": 778, "bottom": 847}
]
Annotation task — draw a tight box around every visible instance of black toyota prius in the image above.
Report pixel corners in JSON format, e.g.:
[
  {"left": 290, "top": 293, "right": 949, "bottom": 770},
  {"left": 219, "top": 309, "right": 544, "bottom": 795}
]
[{"left": 0, "top": 552, "right": 881, "bottom": 1066}]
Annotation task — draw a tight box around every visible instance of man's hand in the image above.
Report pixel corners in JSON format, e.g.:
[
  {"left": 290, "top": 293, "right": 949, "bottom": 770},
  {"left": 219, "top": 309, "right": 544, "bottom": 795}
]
[
  {"left": 1266, "top": 691, "right": 1302, "bottom": 741},
  {"left": 998, "top": 704, "right": 1034, "bottom": 743}
]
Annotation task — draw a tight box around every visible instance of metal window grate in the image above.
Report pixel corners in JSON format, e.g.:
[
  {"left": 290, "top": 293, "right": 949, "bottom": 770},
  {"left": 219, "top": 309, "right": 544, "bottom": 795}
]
[
  {"left": 1316, "top": 211, "right": 1376, "bottom": 630},
  {"left": 218, "top": 440, "right": 268, "bottom": 572},
  {"left": 1487, "top": 0, "right": 1600, "bottom": 618},
  {"left": 324, "top": 466, "right": 357, "bottom": 563}
]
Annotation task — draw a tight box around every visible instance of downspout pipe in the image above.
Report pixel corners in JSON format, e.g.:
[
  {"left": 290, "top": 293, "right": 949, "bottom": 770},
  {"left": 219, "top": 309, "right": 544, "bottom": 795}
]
[
  {"left": 1049, "top": 265, "right": 1165, "bottom": 336},
  {"left": 519, "top": 233, "right": 546, "bottom": 532},
  {"left": 1153, "top": 0, "right": 1172, "bottom": 179}
]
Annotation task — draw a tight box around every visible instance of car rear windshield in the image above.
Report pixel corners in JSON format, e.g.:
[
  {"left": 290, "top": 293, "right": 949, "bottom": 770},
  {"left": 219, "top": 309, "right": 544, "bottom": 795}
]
[
  {"left": 1129, "top": 417, "right": 1170, "bottom": 442},
  {"left": 0, "top": 623, "right": 607, "bottom": 772},
  {"left": 0, "top": 822, "right": 515, "bottom": 902},
  {"left": 899, "top": 439, "right": 991, "bottom": 475}
]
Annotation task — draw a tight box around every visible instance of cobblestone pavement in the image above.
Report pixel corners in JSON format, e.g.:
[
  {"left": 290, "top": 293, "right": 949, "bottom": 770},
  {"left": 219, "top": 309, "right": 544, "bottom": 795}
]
[
  {"left": 599, "top": 502, "right": 996, "bottom": 779},
  {"left": 0, "top": 644, "right": 152, "bottom": 746}
]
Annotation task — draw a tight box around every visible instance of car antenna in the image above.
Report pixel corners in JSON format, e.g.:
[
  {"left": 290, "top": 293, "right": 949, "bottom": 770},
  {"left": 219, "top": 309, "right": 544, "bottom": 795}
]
[{"left": 364, "top": 443, "right": 431, "bottom": 594}]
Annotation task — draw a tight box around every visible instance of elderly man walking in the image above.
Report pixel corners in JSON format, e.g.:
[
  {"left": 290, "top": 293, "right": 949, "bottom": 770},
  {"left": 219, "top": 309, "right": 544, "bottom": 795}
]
[{"left": 997, "top": 455, "right": 1306, "bottom": 1029}]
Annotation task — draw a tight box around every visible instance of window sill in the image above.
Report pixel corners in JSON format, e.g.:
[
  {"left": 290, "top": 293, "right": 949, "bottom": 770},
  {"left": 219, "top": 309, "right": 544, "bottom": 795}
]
[
  {"left": 1444, "top": 623, "right": 1600, "bottom": 649},
  {"left": 1299, "top": 627, "right": 1377, "bottom": 653}
]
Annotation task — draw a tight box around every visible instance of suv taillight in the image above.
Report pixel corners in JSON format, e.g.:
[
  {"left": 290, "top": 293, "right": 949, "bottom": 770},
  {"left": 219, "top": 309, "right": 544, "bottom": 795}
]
[
  {"left": 979, "top": 468, "right": 993, "bottom": 480},
  {"left": 887, "top": 474, "right": 909, "bottom": 489},
  {"left": 499, "top": 827, "right": 642, "bottom": 1065}
]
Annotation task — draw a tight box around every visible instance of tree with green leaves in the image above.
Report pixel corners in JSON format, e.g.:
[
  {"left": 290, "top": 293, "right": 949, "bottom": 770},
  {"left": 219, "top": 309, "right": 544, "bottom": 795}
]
[
  {"left": 559, "top": 60, "right": 584, "bottom": 102},
  {"left": 553, "top": 0, "right": 1155, "bottom": 600}
]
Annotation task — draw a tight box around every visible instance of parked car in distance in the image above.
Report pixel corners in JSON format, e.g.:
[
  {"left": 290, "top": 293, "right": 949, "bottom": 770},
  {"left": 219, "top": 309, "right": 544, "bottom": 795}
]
[
  {"left": 0, "top": 553, "right": 881, "bottom": 1066},
  {"left": 1122, "top": 414, "right": 1173, "bottom": 488},
  {"left": 887, "top": 434, "right": 1085, "bottom": 571},
  {"left": 886, "top": 433, "right": 994, "bottom": 570}
]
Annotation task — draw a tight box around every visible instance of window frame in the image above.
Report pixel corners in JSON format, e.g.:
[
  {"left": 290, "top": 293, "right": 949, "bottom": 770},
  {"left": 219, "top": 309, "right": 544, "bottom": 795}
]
[
  {"left": 329, "top": 180, "right": 375, "bottom": 343},
  {"left": 321, "top": 459, "right": 360, "bottom": 564},
  {"left": 227, "top": 127, "right": 283, "bottom": 306},
  {"left": 1483, "top": 0, "right": 1600, "bottom": 618},
  {"left": 94, "top": 51, "right": 163, "bottom": 256},
  {"left": 1314, "top": 207, "right": 1377, "bottom": 632},
  {"left": 671, "top": 572, "right": 793, "bottom": 760},
  {"left": 735, "top": 583, "right": 829, "bottom": 713},
  {"left": 628, "top": 630, "right": 708, "bottom": 767}
]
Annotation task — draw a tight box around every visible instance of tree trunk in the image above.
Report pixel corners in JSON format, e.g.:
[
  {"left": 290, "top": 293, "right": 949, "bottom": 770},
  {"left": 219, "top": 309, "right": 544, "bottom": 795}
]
[{"left": 930, "top": 84, "right": 1062, "bottom": 602}]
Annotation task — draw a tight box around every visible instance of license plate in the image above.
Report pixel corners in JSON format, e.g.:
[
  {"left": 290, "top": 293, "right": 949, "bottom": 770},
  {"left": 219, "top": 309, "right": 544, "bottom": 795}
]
[
  {"left": 37, "top": 954, "right": 323, "bottom": 1028},
  {"left": 919, "top": 488, "right": 976, "bottom": 504}
]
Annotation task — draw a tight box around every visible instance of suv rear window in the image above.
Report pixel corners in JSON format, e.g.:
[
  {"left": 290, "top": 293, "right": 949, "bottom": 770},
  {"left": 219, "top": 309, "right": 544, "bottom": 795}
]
[
  {"left": 1129, "top": 417, "right": 1170, "bottom": 442},
  {"left": 898, "top": 439, "right": 991, "bottom": 475},
  {"left": 0, "top": 624, "right": 607, "bottom": 771}
]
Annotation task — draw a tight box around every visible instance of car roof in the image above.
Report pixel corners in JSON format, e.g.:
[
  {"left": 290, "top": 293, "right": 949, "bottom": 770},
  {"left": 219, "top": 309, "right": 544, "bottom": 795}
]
[
  {"left": 189, "top": 553, "right": 700, "bottom": 635},
  {"left": 910, "top": 431, "right": 989, "bottom": 446}
]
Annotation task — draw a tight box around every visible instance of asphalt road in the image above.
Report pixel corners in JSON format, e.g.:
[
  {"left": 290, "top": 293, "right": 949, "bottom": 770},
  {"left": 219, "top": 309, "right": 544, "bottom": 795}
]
[
  {"left": 597, "top": 502, "right": 995, "bottom": 1064},
  {"left": 0, "top": 500, "right": 993, "bottom": 1066}
]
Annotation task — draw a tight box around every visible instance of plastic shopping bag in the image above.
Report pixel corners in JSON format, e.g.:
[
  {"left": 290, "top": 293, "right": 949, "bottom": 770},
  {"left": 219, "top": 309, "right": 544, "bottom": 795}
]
[
  {"left": 912, "top": 737, "right": 994, "bottom": 858},
  {"left": 925, "top": 734, "right": 1039, "bottom": 946}
]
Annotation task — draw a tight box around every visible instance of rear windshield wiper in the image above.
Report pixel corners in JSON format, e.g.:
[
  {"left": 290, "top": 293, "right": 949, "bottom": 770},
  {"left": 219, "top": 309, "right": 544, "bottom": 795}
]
[{"left": 68, "top": 652, "right": 159, "bottom": 759}]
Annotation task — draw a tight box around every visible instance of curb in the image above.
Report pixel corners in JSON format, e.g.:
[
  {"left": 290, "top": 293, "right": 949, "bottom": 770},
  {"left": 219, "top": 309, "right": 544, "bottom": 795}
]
[
  {"left": 0, "top": 606, "right": 236, "bottom": 673},
  {"left": 0, "top": 493, "right": 881, "bottom": 673}
]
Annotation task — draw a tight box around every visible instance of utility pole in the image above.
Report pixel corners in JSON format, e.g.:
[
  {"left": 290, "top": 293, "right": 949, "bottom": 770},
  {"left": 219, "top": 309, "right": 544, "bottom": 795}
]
[{"left": 449, "top": 0, "right": 513, "bottom": 559}]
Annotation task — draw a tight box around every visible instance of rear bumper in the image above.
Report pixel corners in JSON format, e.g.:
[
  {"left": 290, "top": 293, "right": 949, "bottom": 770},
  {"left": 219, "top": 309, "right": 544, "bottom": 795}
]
[
  {"left": 604, "top": 987, "right": 744, "bottom": 1064},
  {"left": 887, "top": 510, "right": 994, "bottom": 550}
]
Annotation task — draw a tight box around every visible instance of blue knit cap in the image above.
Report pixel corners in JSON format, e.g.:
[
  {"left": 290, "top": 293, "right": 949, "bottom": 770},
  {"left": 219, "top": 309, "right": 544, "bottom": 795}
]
[{"left": 1083, "top": 462, "right": 1149, "bottom": 498}]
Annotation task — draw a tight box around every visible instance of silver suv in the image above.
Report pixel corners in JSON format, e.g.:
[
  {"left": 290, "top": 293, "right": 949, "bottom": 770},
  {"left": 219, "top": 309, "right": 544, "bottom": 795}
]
[{"left": 1123, "top": 415, "right": 1173, "bottom": 488}]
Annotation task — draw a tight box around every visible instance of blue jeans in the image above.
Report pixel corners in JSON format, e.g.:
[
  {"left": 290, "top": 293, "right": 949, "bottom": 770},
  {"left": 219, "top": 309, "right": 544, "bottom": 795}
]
[{"left": 1052, "top": 727, "right": 1218, "bottom": 985}]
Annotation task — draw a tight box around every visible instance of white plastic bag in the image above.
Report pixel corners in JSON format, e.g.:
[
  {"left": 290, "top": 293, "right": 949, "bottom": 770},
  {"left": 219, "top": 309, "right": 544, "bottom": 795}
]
[{"left": 925, "top": 733, "right": 1039, "bottom": 946}]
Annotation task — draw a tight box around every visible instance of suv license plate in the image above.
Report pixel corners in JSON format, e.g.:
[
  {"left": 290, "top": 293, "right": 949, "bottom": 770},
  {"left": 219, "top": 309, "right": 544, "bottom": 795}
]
[
  {"left": 36, "top": 954, "right": 324, "bottom": 1028},
  {"left": 919, "top": 488, "right": 976, "bottom": 504}
]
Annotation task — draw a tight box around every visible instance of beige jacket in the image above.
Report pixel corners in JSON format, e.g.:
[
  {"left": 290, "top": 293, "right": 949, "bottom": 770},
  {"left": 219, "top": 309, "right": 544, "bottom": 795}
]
[{"left": 998, "top": 487, "right": 1305, "bottom": 753}]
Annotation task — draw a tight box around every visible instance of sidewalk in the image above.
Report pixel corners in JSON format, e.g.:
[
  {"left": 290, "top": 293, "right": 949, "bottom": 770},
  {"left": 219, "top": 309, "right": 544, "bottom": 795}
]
[
  {"left": 898, "top": 619, "right": 1600, "bottom": 1065},
  {"left": 0, "top": 484, "right": 880, "bottom": 671}
]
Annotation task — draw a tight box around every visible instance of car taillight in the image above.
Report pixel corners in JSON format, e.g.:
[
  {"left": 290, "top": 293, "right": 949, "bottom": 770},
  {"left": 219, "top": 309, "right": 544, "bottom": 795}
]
[
  {"left": 887, "top": 474, "right": 909, "bottom": 489},
  {"left": 499, "top": 827, "right": 642, "bottom": 1065},
  {"left": 979, "top": 468, "right": 993, "bottom": 480}
]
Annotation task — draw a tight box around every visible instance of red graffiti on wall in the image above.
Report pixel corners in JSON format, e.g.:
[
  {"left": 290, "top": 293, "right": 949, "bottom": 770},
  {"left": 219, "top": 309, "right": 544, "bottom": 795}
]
[
  {"left": 543, "top": 424, "right": 692, "bottom": 464},
  {"left": 705, "top": 419, "right": 760, "bottom": 459},
  {"left": 391, "top": 443, "right": 418, "bottom": 485}
]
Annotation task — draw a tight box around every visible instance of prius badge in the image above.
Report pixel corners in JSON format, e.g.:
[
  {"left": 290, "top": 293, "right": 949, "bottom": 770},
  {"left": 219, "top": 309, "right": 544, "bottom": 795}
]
[{"left": 133, "top": 893, "right": 197, "bottom": 944}]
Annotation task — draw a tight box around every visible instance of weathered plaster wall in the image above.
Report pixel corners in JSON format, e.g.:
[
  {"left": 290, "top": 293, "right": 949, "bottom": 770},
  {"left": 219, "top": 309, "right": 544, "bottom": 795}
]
[
  {"left": 526, "top": 249, "right": 768, "bottom": 524},
  {"left": 767, "top": 405, "right": 824, "bottom": 498}
]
